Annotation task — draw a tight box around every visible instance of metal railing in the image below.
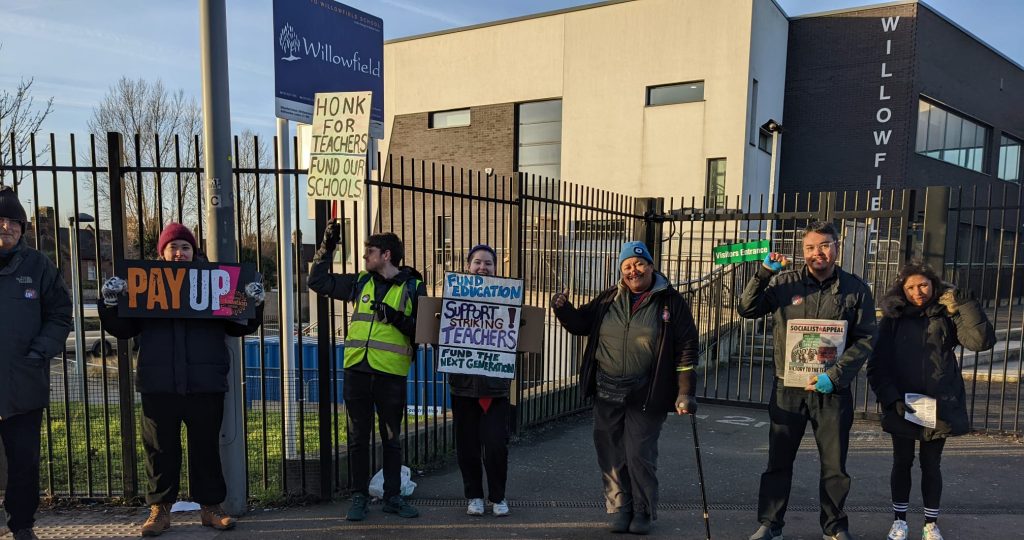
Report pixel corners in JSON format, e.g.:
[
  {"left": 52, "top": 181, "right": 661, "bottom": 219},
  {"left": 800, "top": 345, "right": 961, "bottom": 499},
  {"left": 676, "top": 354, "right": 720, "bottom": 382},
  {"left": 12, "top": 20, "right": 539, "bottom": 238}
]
[{"left": 2, "top": 131, "right": 1021, "bottom": 505}]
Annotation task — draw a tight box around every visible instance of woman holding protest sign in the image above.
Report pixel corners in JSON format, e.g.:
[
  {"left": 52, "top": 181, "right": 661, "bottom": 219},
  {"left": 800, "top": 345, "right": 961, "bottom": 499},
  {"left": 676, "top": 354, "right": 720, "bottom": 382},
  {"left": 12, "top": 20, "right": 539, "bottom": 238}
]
[
  {"left": 448, "top": 244, "right": 513, "bottom": 517},
  {"left": 97, "top": 222, "right": 265, "bottom": 537},
  {"left": 867, "top": 262, "right": 995, "bottom": 540},
  {"left": 551, "top": 241, "right": 699, "bottom": 535}
]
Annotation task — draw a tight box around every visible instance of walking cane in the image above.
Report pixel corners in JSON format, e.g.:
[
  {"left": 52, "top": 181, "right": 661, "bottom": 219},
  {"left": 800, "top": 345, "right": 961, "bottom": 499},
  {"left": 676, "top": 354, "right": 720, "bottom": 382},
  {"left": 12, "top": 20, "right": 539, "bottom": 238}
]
[{"left": 690, "top": 413, "right": 712, "bottom": 540}]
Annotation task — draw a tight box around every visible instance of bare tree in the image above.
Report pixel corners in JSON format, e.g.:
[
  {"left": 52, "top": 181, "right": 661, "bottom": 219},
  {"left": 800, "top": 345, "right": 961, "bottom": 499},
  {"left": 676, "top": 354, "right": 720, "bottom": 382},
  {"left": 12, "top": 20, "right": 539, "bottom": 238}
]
[
  {"left": 235, "top": 130, "right": 276, "bottom": 242},
  {"left": 0, "top": 44, "right": 54, "bottom": 186},
  {"left": 87, "top": 77, "right": 203, "bottom": 237}
]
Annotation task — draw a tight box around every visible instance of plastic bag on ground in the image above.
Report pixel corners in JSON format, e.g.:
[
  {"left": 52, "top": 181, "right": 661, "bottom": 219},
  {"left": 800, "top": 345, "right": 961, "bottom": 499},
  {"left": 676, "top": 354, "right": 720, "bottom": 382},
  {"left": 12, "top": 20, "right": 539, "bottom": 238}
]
[{"left": 367, "top": 465, "right": 417, "bottom": 498}]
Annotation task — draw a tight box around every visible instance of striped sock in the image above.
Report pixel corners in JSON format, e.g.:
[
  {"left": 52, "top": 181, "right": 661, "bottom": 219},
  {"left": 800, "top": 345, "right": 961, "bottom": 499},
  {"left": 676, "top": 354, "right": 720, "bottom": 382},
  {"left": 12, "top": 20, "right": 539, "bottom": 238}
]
[
  {"left": 924, "top": 506, "right": 940, "bottom": 523},
  {"left": 893, "top": 502, "right": 908, "bottom": 521}
]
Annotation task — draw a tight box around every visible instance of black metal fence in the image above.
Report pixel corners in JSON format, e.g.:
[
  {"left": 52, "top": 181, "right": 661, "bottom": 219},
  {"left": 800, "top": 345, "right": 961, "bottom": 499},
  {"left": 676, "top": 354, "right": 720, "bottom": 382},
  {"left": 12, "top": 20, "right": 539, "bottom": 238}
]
[{"left": 1, "top": 131, "right": 1021, "bottom": 504}]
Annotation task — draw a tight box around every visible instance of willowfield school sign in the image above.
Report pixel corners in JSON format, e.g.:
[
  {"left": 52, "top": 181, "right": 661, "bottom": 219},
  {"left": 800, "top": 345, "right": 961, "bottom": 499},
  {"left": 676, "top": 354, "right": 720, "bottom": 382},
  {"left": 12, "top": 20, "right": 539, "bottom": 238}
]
[
  {"left": 273, "top": 0, "right": 384, "bottom": 139},
  {"left": 436, "top": 273, "right": 524, "bottom": 380},
  {"left": 117, "top": 261, "right": 258, "bottom": 319}
]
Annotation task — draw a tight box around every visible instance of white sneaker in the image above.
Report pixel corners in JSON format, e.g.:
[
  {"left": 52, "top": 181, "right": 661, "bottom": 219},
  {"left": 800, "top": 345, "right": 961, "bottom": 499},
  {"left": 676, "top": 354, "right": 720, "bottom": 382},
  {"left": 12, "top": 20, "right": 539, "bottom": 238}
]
[
  {"left": 922, "top": 522, "right": 944, "bottom": 540},
  {"left": 887, "top": 519, "right": 908, "bottom": 540},
  {"left": 492, "top": 499, "right": 510, "bottom": 517},
  {"left": 466, "top": 498, "right": 485, "bottom": 516}
]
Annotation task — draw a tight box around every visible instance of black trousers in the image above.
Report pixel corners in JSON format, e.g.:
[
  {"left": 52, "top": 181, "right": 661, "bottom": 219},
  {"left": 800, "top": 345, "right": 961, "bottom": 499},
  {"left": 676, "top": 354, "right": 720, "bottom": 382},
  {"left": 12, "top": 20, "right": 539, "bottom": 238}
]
[
  {"left": 757, "top": 383, "right": 853, "bottom": 535},
  {"left": 140, "top": 393, "right": 226, "bottom": 505},
  {"left": 891, "top": 435, "right": 946, "bottom": 510},
  {"left": 344, "top": 369, "right": 406, "bottom": 498},
  {"left": 1, "top": 409, "right": 43, "bottom": 533},
  {"left": 452, "top": 395, "right": 510, "bottom": 503},
  {"left": 593, "top": 399, "right": 668, "bottom": 518}
]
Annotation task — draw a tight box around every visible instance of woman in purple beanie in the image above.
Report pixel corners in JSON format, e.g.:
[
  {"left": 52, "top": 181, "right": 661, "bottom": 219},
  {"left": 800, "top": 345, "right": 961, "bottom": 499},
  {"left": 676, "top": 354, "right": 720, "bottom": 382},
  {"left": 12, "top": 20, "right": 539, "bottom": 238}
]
[{"left": 449, "top": 244, "right": 513, "bottom": 517}]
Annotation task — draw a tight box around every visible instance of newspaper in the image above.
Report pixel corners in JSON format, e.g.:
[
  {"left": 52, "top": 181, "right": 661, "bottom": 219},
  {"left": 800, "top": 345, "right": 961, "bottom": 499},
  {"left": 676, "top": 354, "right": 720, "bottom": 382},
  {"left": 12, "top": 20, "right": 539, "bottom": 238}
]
[
  {"left": 904, "top": 393, "right": 938, "bottom": 428},
  {"left": 783, "top": 319, "right": 848, "bottom": 388}
]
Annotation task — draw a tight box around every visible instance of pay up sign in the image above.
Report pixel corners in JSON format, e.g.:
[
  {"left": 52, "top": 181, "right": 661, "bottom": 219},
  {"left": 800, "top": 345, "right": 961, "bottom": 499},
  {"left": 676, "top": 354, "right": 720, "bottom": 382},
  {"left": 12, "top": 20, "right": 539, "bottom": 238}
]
[
  {"left": 307, "top": 91, "right": 371, "bottom": 202},
  {"left": 437, "top": 273, "right": 524, "bottom": 379},
  {"left": 117, "top": 261, "right": 258, "bottom": 319}
]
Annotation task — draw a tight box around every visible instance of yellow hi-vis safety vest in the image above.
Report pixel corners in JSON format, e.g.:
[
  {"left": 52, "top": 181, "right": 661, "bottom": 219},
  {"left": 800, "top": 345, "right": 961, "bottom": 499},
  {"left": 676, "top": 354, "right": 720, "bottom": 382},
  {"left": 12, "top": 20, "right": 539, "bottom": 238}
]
[{"left": 344, "top": 272, "right": 420, "bottom": 376}]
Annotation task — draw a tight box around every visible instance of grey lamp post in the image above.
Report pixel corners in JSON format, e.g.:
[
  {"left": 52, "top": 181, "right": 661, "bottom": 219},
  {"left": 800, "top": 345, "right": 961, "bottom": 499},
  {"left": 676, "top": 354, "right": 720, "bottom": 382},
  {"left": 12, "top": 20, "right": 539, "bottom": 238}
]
[
  {"left": 761, "top": 120, "right": 783, "bottom": 242},
  {"left": 69, "top": 213, "right": 95, "bottom": 387}
]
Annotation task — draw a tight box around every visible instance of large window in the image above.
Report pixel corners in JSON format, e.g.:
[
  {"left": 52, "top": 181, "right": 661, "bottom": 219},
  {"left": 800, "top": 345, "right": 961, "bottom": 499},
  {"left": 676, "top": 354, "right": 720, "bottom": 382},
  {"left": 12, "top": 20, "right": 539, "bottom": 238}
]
[
  {"left": 647, "top": 81, "right": 704, "bottom": 106},
  {"left": 517, "top": 100, "right": 562, "bottom": 181},
  {"left": 915, "top": 99, "right": 989, "bottom": 173},
  {"left": 706, "top": 158, "right": 726, "bottom": 208},
  {"left": 998, "top": 134, "right": 1021, "bottom": 182},
  {"left": 430, "top": 108, "right": 470, "bottom": 129}
]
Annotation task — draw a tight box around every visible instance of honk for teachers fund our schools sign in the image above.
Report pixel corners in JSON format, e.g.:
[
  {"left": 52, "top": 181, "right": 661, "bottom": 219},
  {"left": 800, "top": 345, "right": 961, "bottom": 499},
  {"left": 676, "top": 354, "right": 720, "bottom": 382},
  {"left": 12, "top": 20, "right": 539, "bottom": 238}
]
[
  {"left": 307, "top": 91, "right": 372, "bottom": 201},
  {"left": 436, "top": 273, "right": 524, "bottom": 380}
]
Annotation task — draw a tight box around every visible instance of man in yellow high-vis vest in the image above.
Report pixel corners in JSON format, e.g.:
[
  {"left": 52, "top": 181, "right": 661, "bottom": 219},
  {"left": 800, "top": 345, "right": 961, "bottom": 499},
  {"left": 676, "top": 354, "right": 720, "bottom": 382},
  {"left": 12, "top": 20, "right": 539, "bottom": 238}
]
[{"left": 308, "top": 223, "right": 425, "bottom": 521}]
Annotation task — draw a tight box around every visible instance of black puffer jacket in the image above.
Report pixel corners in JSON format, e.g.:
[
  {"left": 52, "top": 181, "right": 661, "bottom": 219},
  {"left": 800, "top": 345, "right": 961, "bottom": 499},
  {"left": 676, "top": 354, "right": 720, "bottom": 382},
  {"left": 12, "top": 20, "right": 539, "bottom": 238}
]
[
  {"left": 553, "top": 272, "right": 699, "bottom": 413},
  {"left": 867, "top": 286, "right": 995, "bottom": 440},
  {"left": 98, "top": 302, "right": 263, "bottom": 395},
  {"left": 0, "top": 240, "right": 73, "bottom": 419}
]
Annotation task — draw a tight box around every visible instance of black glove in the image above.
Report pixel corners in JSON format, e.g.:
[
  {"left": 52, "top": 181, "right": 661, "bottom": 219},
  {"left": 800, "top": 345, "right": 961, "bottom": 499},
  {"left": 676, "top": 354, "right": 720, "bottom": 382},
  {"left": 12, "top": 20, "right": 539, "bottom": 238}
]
[
  {"left": 320, "top": 220, "right": 341, "bottom": 252},
  {"left": 892, "top": 400, "right": 916, "bottom": 417},
  {"left": 375, "top": 303, "right": 406, "bottom": 325}
]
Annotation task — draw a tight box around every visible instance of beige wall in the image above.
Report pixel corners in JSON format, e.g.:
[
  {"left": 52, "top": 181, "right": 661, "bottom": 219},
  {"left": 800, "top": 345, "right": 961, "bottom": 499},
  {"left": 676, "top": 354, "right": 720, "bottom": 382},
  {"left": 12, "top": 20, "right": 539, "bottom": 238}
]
[{"left": 382, "top": 0, "right": 788, "bottom": 201}]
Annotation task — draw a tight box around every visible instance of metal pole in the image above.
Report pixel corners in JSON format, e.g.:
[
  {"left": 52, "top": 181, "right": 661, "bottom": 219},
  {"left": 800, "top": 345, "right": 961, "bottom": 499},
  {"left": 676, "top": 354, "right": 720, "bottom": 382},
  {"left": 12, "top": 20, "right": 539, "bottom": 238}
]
[
  {"left": 70, "top": 218, "right": 86, "bottom": 384},
  {"left": 766, "top": 130, "right": 781, "bottom": 243},
  {"left": 198, "top": 0, "right": 245, "bottom": 515},
  {"left": 276, "top": 117, "right": 298, "bottom": 460}
]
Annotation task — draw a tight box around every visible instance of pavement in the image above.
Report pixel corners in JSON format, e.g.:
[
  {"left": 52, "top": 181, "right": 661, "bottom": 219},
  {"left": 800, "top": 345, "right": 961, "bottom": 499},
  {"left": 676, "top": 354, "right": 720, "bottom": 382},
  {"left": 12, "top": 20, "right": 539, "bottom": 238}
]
[{"left": 8, "top": 403, "right": 1024, "bottom": 539}]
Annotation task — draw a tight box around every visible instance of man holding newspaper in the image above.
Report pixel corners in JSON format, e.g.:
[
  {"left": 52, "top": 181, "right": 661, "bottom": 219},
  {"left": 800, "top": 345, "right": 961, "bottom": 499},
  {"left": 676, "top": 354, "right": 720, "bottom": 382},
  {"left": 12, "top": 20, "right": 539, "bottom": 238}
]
[{"left": 738, "top": 221, "right": 877, "bottom": 540}]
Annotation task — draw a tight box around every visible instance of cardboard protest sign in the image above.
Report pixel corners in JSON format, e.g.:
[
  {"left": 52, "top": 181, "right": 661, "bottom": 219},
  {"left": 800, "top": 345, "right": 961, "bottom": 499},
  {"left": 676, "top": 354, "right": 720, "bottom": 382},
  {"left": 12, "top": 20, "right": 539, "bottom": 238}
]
[
  {"left": 436, "top": 273, "right": 524, "bottom": 379},
  {"left": 712, "top": 239, "right": 771, "bottom": 265},
  {"left": 117, "top": 260, "right": 258, "bottom": 319},
  {"left": 783, "top": 319, "right": 848, "bottom": 387},
  {"left": 307, "top": 91, "right": 371, "bottom": 202}
]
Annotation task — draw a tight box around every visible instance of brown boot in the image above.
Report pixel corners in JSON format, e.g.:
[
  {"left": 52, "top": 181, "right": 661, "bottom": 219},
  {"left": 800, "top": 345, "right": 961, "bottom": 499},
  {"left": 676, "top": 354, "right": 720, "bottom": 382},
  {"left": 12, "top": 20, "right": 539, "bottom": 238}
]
[
  {"left": 201, "top": 504, "right": 237, "bottom": 530},
  {"left": 141, "top": 503, "right": 171, "bottom": 537}
]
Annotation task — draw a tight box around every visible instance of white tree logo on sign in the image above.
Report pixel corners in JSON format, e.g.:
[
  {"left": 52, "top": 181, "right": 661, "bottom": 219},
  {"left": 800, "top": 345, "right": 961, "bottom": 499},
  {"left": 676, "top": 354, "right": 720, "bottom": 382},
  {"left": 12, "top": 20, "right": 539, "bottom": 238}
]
[{"left": 279, "top": 23, "right": 301, "bottom": 61}]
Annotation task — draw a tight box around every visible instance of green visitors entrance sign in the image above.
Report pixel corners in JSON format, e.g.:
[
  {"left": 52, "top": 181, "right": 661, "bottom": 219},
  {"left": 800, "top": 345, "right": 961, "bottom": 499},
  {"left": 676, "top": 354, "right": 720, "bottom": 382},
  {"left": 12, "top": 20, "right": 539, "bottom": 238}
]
[{"left": 712, "top": 239, "right": 770, "bottom": 265}]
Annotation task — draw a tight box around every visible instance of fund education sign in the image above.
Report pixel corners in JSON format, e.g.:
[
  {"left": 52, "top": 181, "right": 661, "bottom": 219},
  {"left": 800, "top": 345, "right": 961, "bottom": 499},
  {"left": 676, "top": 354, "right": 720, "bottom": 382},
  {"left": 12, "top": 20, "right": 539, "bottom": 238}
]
[
  {"left": 307, "top": 91, "right": 371, "bottom": 201},
  {"left": 272, "top": 0, "right": 384, "bottom": 138},
  {"left": 437, "top": 273, "right": 524, "bottom": 379},
  {"left": 118, "top": 261, "right": 257, "bottom": 319}
]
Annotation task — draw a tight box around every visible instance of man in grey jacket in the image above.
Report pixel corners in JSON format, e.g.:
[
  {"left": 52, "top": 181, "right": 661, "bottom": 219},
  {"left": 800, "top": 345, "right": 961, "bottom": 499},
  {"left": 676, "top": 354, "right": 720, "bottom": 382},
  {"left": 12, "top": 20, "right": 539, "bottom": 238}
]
[
  {"left": 0, "top": 186, "right": 73, "bottom": 540},
  {"left": 739, "top": 221, "right": 876, "bottom": 540}
]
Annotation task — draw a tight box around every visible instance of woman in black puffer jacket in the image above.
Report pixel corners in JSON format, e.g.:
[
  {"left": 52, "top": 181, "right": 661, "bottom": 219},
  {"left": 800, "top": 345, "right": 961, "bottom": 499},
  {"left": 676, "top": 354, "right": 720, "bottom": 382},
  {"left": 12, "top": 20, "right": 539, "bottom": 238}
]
[{"left": 867, "top": 262, "right": 995, "bottom": 540}]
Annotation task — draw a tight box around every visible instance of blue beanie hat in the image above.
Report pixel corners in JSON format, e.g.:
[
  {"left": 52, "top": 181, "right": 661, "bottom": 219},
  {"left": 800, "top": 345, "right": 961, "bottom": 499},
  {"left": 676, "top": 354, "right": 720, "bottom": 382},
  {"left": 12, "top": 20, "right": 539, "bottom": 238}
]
[{"left": 618, "top": 241, "right": 653, "bottom": 267}]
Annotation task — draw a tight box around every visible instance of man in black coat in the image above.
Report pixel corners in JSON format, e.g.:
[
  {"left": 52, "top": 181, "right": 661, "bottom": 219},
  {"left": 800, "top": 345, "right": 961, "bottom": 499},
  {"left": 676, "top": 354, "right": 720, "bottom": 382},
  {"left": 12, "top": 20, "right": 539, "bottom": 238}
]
[
  {"left": 739, "top": 221, "right": 876, "bottom": 540},
  {"left": 0, "top": 186, "right": 73, "bottom": 540}
]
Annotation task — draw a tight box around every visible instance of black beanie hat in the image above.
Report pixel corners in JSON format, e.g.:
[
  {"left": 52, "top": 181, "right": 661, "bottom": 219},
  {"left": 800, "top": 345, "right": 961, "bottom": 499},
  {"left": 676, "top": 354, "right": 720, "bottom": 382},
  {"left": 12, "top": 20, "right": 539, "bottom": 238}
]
[{"left": 0, "top": 186, "right": 27, "bottom": 232}]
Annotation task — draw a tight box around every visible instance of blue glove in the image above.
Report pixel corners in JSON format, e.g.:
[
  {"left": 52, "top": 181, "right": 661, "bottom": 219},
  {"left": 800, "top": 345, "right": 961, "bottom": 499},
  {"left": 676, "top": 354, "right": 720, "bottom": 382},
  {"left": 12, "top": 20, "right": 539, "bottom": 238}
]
[
  {"left": 762, "top": 254, "right": 785, "bottom": 273},
  {"left": 815, "top": 373, "right": 834, "bottom": 394}
]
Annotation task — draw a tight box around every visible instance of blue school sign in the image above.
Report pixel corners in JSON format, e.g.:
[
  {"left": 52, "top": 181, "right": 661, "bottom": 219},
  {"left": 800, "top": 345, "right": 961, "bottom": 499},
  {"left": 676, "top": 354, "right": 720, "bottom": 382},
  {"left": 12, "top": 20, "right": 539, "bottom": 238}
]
[{"left": 272, "top": 0, "right": 384, "bottom": 138}]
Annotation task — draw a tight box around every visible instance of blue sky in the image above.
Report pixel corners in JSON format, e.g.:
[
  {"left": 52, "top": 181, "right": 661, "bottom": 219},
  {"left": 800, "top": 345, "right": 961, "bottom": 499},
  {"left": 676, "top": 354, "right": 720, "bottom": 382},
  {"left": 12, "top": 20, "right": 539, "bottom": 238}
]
[{"left": 2, "top": 0, "right": 1022, "bottom": 141}]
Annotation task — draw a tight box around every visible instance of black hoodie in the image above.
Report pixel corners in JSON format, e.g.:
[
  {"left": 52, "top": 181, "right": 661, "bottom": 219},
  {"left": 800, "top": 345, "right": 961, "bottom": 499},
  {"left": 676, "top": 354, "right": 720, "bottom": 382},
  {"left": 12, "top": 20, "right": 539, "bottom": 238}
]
[{"left": 867, "top": 285, "right": 995, "bottom": 440}]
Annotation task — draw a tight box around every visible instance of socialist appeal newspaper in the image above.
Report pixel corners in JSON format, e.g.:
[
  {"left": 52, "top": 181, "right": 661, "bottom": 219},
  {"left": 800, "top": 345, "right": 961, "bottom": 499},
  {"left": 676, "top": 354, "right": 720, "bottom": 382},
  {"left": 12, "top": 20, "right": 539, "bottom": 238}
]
[{"left": 783, "top": 319, "right": 848, "bottom": 388}]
